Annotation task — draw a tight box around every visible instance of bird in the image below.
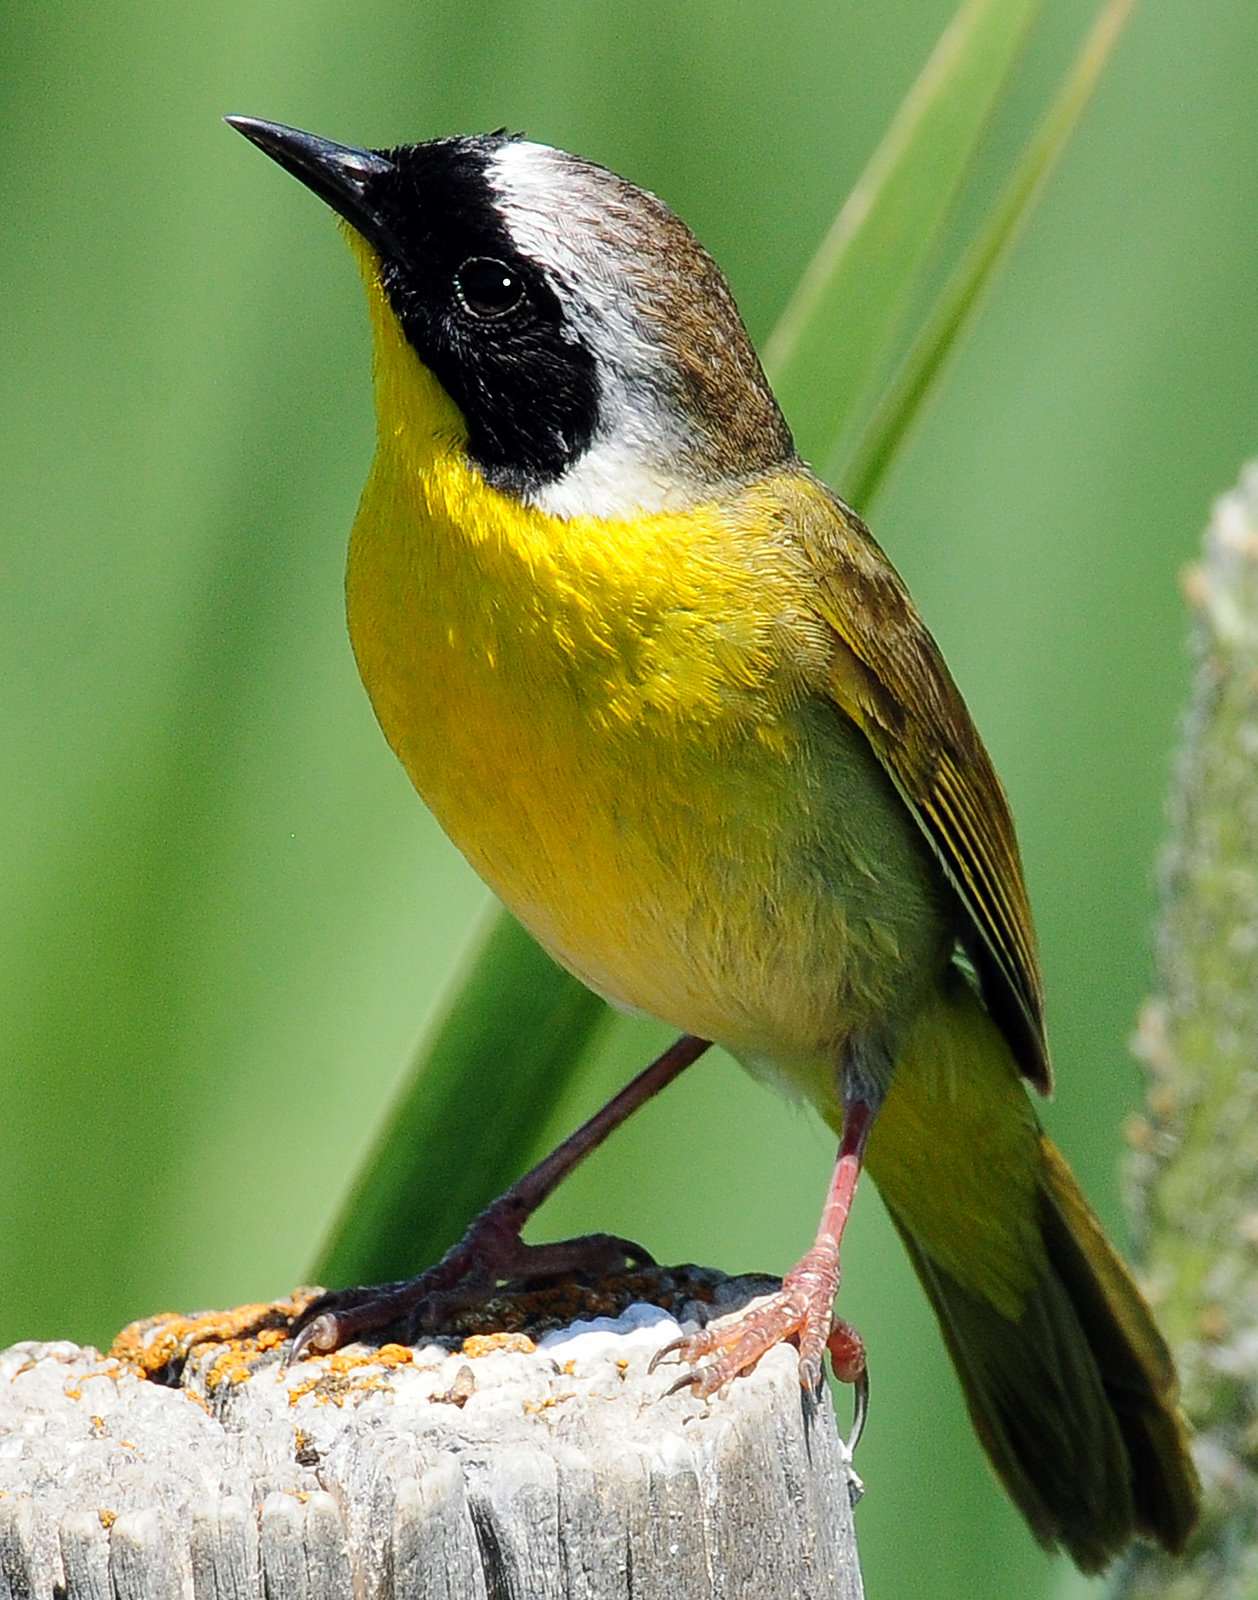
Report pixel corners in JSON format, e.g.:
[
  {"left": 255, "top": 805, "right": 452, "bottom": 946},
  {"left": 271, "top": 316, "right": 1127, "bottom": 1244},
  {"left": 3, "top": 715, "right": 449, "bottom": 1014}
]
[{"left": 227, "top": 115, "right": 1199, "bottom": 1571}]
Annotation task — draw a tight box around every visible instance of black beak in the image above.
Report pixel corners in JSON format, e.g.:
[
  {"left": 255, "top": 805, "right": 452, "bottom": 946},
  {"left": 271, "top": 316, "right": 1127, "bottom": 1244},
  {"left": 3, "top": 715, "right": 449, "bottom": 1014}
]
[{"left": 225, "top": 116, "right": 399, "bottom": 254}]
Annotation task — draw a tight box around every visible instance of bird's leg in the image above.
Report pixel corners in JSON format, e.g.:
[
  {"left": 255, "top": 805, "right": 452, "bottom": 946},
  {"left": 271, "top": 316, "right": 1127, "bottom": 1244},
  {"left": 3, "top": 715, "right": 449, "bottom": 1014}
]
[
  {"left": 650, "top": 1072, "right": 878, "bottom": 1418},
  {"left": 290, "top": 1033, "right": 711, "bottom": 1359}
]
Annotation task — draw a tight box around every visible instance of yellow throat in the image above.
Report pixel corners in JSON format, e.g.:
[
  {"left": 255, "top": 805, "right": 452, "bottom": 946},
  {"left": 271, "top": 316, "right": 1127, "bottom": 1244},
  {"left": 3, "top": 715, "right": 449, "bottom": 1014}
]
[{"left": 346, "top": 252, "right": 945, "bottom": 1081}]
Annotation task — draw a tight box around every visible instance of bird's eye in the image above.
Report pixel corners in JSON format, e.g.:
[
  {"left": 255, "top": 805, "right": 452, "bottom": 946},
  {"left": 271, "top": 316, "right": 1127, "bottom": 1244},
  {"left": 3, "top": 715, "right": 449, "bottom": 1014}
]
[{"left": 454, "top": 257, "right": 525, "bottom": 319}]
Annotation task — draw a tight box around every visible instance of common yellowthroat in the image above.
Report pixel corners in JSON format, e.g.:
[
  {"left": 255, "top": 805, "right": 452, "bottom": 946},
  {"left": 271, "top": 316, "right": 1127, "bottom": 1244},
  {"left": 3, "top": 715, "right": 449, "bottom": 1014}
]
[{"left": 229, "top": 117, "right": 1198, "bottom": 1569}]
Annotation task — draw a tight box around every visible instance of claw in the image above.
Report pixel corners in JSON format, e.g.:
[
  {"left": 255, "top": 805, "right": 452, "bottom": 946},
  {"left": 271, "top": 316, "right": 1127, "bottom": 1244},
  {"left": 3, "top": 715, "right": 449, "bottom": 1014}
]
[
  {"left": 846, "top": 1364, "right": 870, "bottom": 1453},
  {"left": 288, "top": 1313, "right": 341, "bottom": 1365},
  {"left": 647, "top": 1333, "right": 692, "bottom": 1376},
  {"left": 664, "top": 1367, "right": 705, "bottom": 1398},
  {"left": 799, "top": 1349, "right": 825, "bottom": 1399}
]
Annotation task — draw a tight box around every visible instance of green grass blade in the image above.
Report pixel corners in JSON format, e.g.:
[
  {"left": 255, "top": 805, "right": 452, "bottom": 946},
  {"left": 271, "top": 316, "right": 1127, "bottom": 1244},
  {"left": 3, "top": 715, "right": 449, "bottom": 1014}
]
[
  {"left": 311, "top": 904, "right": 608, "bottom": 1285},
  {"left": 764, "top": 0, "right": 1044, "bottom": 466},
  {"left": 838, "top": 0, "right": 1138, "bottom": 506}
]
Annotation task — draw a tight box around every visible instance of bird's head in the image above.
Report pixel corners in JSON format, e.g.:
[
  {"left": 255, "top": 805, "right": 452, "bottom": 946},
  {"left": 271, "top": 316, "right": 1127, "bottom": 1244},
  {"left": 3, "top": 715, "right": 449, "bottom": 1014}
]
[{"left": 227, "top": 118, "right": 794, "bottom": 519}]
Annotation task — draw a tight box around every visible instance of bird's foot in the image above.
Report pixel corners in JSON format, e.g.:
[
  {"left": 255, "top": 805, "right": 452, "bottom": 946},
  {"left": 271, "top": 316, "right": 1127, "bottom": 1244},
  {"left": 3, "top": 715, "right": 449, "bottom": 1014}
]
[
  {"left": 649, "top": 1242, "right": 867, "bottom": 1435},
  {"left": 290, "top": 1199, "right": 653, "bottom": 1361}
]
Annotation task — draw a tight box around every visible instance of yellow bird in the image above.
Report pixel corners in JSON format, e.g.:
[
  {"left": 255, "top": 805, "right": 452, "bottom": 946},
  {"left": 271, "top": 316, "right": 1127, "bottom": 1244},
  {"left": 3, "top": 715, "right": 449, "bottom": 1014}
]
[{"left": 229, "top": 117, "right": 1198, "bottom": 1570}]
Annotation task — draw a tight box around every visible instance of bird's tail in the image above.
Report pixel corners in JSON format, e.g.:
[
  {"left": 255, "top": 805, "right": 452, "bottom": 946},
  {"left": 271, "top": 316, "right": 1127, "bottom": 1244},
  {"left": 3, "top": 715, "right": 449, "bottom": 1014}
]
[{"left": 864, "top": 970, "right": 1199, "bottom": 1571}]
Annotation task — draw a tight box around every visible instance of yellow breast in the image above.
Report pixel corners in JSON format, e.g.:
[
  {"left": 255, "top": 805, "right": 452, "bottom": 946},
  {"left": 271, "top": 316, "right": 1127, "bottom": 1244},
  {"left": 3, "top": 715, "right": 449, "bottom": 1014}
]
[{"left": 346, "top": 271, "right": 946, "bottom": 1080}]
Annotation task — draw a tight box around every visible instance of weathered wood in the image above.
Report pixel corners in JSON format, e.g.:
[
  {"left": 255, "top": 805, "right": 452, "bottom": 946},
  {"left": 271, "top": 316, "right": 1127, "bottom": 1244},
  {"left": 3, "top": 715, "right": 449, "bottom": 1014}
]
[{"left": 0, "top": 1270, "right": 863, "bottom": 1598}]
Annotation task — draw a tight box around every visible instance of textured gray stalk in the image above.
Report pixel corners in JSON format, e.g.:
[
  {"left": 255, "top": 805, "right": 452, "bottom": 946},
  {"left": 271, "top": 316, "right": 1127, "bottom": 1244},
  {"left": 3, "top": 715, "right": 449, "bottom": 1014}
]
[
  {"left": 0, "top": 1276, "right": 863, "bottom": 1600},
  {"left": 1116, "top": 462, "right": 1258, "bottom": 1599}
]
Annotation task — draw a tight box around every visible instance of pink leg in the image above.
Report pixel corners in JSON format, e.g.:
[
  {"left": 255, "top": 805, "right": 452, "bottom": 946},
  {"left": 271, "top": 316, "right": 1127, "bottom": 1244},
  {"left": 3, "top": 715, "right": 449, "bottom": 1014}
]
[
  {"left": 651, "top": 1096, "right": 874, "bottom": 1414},
  {"left": 292, "top": 1034, "right": 711, "bottom": 1359}
]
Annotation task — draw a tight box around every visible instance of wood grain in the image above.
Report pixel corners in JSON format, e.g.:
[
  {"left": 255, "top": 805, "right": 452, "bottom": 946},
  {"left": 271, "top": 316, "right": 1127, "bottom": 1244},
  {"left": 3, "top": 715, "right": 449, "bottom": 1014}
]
[{"left": 0, "top": 1269, "right": 864, "bottom": 1598}]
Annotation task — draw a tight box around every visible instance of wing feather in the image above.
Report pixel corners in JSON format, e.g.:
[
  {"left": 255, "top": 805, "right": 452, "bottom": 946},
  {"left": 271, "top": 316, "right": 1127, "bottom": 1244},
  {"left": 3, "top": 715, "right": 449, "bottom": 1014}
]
[{"left": 789, "top": 476, "right": 1050, "bottom": 1089}]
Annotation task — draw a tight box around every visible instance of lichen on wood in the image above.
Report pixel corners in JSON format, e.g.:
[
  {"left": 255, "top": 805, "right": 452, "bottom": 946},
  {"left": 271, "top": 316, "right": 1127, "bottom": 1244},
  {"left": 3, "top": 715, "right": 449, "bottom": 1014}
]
[{"left": 0, "top": 1266, "right": 864, "bottom": 1599}]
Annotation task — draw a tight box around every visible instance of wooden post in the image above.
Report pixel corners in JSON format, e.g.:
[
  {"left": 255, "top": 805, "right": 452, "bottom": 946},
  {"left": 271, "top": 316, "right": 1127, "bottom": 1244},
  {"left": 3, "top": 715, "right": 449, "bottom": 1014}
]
[{"left": 0, "top": 1267, "right": 864, "bottom": 1599}]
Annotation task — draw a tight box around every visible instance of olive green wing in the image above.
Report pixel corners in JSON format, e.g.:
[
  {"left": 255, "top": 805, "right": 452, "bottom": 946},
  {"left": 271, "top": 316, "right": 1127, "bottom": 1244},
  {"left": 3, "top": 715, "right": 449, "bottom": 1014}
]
[{"left": 794, "top": 479, "right": 1050, "bottom": 1090}]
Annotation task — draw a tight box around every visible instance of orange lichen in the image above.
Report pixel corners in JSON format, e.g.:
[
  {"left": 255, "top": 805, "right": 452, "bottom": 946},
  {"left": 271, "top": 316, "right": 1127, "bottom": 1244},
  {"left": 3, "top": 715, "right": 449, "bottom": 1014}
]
[
  {"left": 370, "top": 1343, "right": 414, "bottom": 1367},
  {"left": 461, "top": 1332, "right": 536, "bottom": 1358},
  {"left": 283, "top": 1344, "right": 415, "bottom": 1407},
  {"left": 286, "top": 1369, "right": 390, "bottom": 1409},
  {"left": 523, "top": 1392, "right": 576, "bottom": 1415},
  {"left": 109, "top": 1291, "right": 322, "bottom": 1380},
  {"left": 104, "top": 1267, "right": 754, "bottom": 1410},
  {"left": 203, "top": 1346, "right": 262, "bottom": 1394}
]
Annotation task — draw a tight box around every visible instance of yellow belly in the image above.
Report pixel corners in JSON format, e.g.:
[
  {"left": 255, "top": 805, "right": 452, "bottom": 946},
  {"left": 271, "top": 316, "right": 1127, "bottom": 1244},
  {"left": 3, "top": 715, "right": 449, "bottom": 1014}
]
[{"left": 346, "top": 399, "right": 948, "bottom": 1090}]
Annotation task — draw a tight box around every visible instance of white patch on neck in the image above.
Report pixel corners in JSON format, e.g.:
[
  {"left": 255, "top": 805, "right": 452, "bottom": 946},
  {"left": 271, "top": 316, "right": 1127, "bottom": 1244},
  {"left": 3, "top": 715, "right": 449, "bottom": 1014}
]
[{"left": 526, "top": 433, "right": 703, "bottom": 521}]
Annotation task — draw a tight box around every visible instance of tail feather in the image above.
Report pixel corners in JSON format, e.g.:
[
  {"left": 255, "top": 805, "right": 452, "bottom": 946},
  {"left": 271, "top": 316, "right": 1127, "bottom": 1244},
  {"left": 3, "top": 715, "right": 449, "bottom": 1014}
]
[
  {"left": 1037, "top": 1139, "right": 1198, "bottom": 1556},
  {"left": 886, "top": 1135, "right": 1198, "bottom": 1571},
  {"left": 864, "top": 971, "right": 1199, "bottom": 1568}
]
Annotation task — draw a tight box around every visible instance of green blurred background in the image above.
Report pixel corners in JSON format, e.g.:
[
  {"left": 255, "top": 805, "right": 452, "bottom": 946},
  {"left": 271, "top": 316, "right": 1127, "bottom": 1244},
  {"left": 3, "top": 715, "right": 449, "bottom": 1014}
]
[{"left": 2, "top": 0, "right": 1254, "bottom": 1595}]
